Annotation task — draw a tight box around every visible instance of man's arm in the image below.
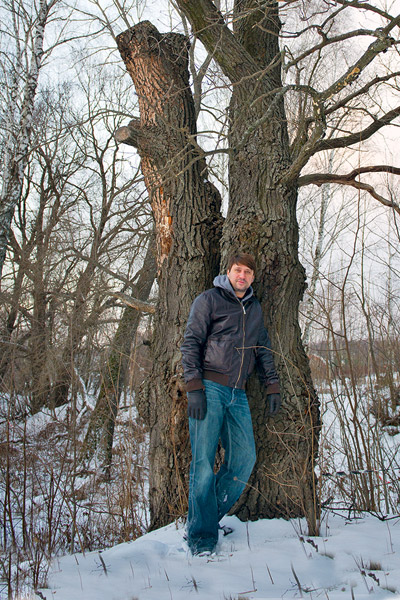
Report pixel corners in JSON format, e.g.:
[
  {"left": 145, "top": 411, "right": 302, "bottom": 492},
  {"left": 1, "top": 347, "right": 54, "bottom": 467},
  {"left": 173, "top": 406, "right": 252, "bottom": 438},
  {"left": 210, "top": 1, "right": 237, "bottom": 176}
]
[{"left": 180, "top": 293, "right": 212, "bottom": 392}]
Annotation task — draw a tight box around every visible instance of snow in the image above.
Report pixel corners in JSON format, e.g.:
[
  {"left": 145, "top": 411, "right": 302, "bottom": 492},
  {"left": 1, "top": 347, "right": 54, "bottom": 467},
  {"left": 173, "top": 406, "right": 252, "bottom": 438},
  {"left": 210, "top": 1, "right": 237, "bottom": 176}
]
[
  {"left": 3, "top": 386, "right": 399, "bottom": 599},
  {"left": 42, "top": 512, "right": 400, "bottom": 600}
]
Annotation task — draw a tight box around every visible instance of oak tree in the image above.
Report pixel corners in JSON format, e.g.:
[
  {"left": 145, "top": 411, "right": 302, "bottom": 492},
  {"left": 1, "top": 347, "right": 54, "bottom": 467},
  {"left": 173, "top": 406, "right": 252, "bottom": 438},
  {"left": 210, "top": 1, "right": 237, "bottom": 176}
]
[{"left": 117, "top": 1, "right": 400, "bottom": 533}]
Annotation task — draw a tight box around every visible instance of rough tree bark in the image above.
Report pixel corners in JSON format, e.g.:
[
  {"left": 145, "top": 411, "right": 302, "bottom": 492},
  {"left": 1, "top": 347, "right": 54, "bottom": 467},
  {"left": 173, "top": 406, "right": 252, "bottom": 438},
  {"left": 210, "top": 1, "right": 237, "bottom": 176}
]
[
  {"left": 81, "top": 237, "right": 156, "bottom": 471},
  {"left": 116, "top": 21, "right": 222, "bottom": 529},
  {"left": 174, "top": 0, "right": 320, "bottom": 532},
  {"left": 224, "top": 1, "right": 319, "bottom": 530}
]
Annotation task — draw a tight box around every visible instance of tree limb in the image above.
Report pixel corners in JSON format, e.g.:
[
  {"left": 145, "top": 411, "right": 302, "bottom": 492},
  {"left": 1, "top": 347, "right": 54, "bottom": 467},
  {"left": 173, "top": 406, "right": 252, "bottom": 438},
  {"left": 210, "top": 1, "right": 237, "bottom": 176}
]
[
  {"left": 299, "top": 165, "right": 400, "bottom": 185},
  {"left": 319, "top": 17, "right": 400, "bottom": 103},
  {"left": 173, "top": 0, "right": 261, "bottom": 86},
  {"left": 315, "top": 105, "right": 400, "bottom": 152},
  {"left": 284, "top": 11, "right": 400, "bottom": 181},
  {"left": 115, "top": 123, "right": 141, "bottom": 148},
  {"left": 324, "top": 71, "right": 400, "bottom": 117},
  {"left": 298, "top": 167, "right": 400, "bottom": 215},
  {"left": 110, "top": 291, "right": 156, "bottom": 313},
  {"left": 294, "top": 70, "right": 400, "bottom": 145},
  {"left": 284, "top": 28, "right": 377, "bottom": 71},
  {"left": 332, "top": 0, "right": 395, "bottom": 21},
  {"left": 286, "top": 105, "right": 400, "bottom": 182}
]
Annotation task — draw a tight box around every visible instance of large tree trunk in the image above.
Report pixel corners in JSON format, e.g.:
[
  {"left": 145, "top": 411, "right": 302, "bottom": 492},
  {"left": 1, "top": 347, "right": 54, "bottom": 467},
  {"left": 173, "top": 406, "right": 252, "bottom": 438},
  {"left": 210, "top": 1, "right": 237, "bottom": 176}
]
[
  {"left": 81, "top": 237, "right": 156, "bottom": 471},
  {"left": 116, "top": 22, "right": 222, "bottom": 530},
  {"left": 174, "top": 0, "right": 320, "bottom": 533}
]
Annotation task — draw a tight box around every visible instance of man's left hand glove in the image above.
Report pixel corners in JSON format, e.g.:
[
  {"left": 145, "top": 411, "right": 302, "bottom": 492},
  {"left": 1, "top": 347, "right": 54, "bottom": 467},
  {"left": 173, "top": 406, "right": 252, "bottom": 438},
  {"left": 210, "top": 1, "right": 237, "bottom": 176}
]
[
  {"left": 187, "top": 389, "right": 207, "bottom": 420},
  {"left": 267, "top": 393, "right": 281, "bottom": 415}
]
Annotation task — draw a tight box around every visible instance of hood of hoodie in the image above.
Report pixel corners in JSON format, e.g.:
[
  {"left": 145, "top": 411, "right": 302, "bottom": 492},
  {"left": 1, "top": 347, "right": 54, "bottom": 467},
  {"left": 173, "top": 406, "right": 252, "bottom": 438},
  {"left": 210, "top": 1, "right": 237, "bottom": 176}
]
[{"left": 213, "top": 274, "right": 254, "bottom": 302}]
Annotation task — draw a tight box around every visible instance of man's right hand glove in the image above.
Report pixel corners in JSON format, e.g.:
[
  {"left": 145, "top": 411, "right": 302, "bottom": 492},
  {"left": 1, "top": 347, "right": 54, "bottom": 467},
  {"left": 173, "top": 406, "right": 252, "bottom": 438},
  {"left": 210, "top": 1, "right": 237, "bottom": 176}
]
[
  {"left": 187, "top": 389, "right": 207, "bottom": 420},
  {"left": 267, "top": 393, "right": 281, "bottom": 416}
]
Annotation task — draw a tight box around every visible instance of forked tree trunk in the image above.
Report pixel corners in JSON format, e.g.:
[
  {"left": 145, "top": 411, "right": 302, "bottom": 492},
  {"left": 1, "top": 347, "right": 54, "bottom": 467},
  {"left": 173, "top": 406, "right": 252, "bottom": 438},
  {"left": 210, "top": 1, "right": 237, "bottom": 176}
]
[
  {"left": 116, "top": 22, "right": 222, "bottom": 530},
  {"left": 174, "top": 0, "right": 320, "bottom": 533}
]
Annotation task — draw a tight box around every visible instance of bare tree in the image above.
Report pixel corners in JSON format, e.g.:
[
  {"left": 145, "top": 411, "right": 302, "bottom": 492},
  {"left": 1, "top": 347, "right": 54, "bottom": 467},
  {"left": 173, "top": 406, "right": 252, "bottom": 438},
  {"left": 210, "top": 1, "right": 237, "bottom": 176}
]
[
  {"left": 1, "top": 60, "right": 152, "bottom": 415},
  {"left": 81, "top": 233, "right": 156, "bottom": 471},
  {"left": 0, "top": 0, "right": 74, "bottom": 279},
  {"left": 114, "top": 1, "right": 400, "bottom": 532}
]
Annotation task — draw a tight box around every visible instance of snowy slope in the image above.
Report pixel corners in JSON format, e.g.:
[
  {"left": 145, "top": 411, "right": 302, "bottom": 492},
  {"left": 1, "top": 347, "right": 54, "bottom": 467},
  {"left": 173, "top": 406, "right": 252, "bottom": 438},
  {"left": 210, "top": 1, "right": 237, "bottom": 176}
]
[{"left": 42, "top": 512, "right": 400, "bottom": 599}]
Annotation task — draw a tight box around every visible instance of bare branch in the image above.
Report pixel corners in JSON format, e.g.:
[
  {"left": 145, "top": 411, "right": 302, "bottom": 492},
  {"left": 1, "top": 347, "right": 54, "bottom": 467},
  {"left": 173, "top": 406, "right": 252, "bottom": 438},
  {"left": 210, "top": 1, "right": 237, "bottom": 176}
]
[
  {"left": 284, "top": 10, "right": 400, "bottom": 181},
  {"left": 324, "top": 71, "right": 400, "bottom": 117},
  {"left": 281, "top": 3, "right": 346, "bottom": 39},
  {"left": 284, "top": 28, "right": 378, "bottom": 71},
  {"left": 299, "top": 165, "right": 400, "bottom": 185},
  {"left": 298, "top": 167, "right": 400, "bottom": 215},
  {"left": 332, "top": 0, "right": 396, "bottom": 21},
  {"left": 320, "top": 18, "right": 400, "bottom": 102},
  {"left": 286, "top": 105, "right": 400, "bottom": 182},
  {"left": 315, "top": 105, "right": 400, "bottom": 152}
]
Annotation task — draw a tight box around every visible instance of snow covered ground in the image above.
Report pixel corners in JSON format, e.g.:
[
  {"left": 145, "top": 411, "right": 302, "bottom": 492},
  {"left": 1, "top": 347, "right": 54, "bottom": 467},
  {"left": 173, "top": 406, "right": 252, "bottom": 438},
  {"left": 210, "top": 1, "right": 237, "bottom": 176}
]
[
  {"left": 42, "top": 512, "right": 400, "bottom": 600},
  {"left": 2, "top": 386, "right": 398, "bottom": 598}
]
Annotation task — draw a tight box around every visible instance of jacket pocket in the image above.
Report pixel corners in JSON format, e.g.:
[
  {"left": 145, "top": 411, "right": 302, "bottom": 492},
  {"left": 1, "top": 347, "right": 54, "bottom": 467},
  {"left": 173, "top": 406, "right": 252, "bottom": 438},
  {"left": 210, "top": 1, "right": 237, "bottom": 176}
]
[{"left": 203, "top": 336, "right": 233, "bottom": 373}]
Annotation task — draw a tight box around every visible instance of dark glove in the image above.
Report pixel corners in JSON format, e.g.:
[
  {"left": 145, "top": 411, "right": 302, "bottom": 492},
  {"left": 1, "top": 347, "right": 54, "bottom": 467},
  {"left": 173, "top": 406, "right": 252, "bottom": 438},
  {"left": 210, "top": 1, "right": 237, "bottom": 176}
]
[
  {"left": 187, "top": 389, "right": 207, "bottom": 420},
  {"left": 267, "top": 393, "right": 281, "bottom": 415}
]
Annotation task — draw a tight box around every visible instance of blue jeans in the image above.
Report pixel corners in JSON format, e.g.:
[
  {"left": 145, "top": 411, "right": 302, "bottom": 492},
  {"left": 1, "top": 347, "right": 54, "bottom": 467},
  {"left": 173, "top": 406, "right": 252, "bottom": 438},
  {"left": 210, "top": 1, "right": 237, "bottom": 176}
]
[{"left": 187, "top": 380, "right": 256, "bottom": 554}]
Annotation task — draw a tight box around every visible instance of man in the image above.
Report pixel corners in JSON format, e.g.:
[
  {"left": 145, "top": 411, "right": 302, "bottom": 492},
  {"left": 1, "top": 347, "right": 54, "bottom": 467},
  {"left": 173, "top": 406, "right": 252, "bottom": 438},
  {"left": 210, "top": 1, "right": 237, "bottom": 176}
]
[{"left": 181, "top": 253, "right": 281, "bottom": 556}]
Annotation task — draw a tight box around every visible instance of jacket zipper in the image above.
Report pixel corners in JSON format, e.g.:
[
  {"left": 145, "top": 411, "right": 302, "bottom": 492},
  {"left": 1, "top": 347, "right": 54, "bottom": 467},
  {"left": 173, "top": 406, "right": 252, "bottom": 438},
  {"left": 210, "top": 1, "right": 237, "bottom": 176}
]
[{"left": 235, "top": 300, "right": 247, "bottom": 389}]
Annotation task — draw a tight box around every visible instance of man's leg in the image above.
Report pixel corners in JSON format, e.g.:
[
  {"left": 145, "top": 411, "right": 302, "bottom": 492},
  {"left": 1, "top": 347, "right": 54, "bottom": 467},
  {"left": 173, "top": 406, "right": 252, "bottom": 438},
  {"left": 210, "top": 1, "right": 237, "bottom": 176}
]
[
  {"left": 216, "top": 387, "right": 256, "bottom": 521},
  {"left": 187, "top": 381, "right": 224, "bottom": 554}
]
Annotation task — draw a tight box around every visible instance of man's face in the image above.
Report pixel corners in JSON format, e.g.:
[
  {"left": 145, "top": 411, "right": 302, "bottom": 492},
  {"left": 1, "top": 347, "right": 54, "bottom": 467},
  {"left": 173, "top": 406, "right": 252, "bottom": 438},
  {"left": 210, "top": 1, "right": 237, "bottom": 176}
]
[{"left": 227, "top": 263, "right": 255, "bottom": 298}]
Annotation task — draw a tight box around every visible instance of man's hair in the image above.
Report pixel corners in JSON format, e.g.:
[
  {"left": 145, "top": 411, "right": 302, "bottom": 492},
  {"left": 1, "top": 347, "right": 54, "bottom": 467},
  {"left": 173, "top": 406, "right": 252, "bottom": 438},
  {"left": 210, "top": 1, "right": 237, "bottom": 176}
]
[{"left": 227, "top": 253, "right": 256, "bottom": 274}]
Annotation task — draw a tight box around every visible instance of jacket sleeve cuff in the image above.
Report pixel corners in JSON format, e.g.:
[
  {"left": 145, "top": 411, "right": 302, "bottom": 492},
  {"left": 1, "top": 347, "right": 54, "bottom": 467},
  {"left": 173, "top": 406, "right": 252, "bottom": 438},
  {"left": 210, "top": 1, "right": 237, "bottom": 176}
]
[
  {"left": 266, "top": 382, "right": 280, "bottom": 395},
  {"left": 186, "top": 378, "right": 204, "bottom": 392}
]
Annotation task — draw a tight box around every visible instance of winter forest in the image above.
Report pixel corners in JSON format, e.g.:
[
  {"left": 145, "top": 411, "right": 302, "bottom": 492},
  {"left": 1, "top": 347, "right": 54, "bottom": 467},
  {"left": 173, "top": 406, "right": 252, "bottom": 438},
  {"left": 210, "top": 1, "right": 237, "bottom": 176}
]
[{"left": 1, "top": 0, "right": 400, "bottom": 597}]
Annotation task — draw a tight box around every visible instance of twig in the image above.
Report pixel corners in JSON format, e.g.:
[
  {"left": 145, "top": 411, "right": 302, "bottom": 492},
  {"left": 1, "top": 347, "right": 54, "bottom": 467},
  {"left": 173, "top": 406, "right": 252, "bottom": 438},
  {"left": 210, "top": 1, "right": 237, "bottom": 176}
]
[
  {"left": 266, "top": 563, "right": 274, "bottom": 584},
  {"left": 291, "top": 563, "right": 303, "bottom": 598},
  {"left": 98, "top": 552, "right": 108, "bottom": 576},
  {"left": 246, "top": 521, "right": 251, "bottom": 550}
]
